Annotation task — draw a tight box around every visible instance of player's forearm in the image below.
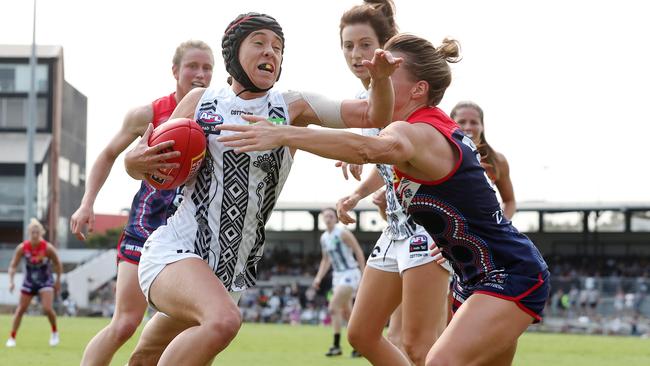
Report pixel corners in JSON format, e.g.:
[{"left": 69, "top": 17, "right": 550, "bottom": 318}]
[
  {"left": 124, "top": 150, "right": 147, "bottom": 180},
  {"left": 366, "top": 76, "right": 394, "bottom": 128},
  {"left": 353, "top": 167, "right": 384, "bottom": 199},
  {"left": 54, "top": 260, "right": 63, "bottom": 280},
  {"left": 503, "top": 200, "right": 516, "bottom": 220},
  {"left": 8, "top": 267, "right": 15, "bottom": 283},
  {"left": 279, "top": 126, "right": 391, "bottom": 165},
  {"left": 315, "top": 260, "right": 330, "bottom": 281},
  {"left": 80, "top": 152, "right": 117, "bottom": 207},
  {"left": 356, "top": 251, "right": 365, "bottom": 272}
]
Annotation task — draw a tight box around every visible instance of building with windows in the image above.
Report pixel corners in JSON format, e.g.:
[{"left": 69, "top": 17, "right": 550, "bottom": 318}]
[{"left": 0, "top": 45, "right": 86, "bottom": 248}]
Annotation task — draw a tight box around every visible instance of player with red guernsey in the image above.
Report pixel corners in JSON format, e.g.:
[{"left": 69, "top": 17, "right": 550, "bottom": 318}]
[
  {"left": 69, "top": 40, "right": 214, "bottom": 366},
  {"left": 6, "top": 219, "right": 63, "bottom": 348},
  {"left": 216, "top": 33, "right": 550, "bottom": 366}
]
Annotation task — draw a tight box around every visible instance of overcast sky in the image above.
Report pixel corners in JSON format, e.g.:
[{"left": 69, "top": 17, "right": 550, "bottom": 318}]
[{"left": 2, "top": 0, "right": 649, "bottom": 214}]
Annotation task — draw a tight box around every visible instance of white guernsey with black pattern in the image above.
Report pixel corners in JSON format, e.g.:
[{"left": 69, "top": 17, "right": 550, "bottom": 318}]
[{"left": 139, "top": 86, "right": 293, "bottom": 305}]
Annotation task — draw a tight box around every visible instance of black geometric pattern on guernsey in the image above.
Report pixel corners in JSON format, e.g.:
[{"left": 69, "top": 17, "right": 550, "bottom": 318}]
[
  {"left": 268, "top": 102, "right": 285, "bottom": 121},
  {"left": 235, "top": 147, "right": 284, "bottom": 289},
  {"left": 216, "top": 150, "right": 251, "bottom": 288},
  {"left": 192, "top": 151, "right": 217, "bottom": 267}
]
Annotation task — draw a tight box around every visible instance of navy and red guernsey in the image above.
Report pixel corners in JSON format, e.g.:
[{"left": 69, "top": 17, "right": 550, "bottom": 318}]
[
  {"left": 21, "top": 240, "right": 54, "bottom": 295},
  {"left": 395, "top": 106, "right": 550, "bottom": 321},
  {"left": 119, "top": 92, "right": 183, "bottom": 264}
]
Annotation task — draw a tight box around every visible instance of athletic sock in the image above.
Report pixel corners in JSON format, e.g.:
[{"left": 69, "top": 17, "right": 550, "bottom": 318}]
[
  {"left": 10, "top": 331, "right": 16, "bottom": 339},
  {"left": 333, "top": 333, "right": 341, "bottom": 348},
  {"left": 51, "top": 325, "right": 57, "bottom": 333}
]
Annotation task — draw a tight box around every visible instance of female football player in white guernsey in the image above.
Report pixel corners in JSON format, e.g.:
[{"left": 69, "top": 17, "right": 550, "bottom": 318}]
[
  {"left": 313, "top": 208, "right": 365, "bottom": 357},
  {"left": 122, "top": 12, "right": 401, "bottom": 365},
  {"left": 326, "top": 2, "right": 453, "bottom": 365}
]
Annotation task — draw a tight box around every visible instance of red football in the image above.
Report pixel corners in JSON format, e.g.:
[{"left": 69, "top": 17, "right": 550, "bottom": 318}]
[{"left": 146, "top": 118, "right": 206, "bottom": 190}]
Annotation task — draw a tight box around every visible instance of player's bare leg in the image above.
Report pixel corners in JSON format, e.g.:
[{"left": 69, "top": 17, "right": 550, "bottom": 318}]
[
  {"left": 6, "top": 293, "right": 33, "bottom": 346},
  {"left": 401, "top": 262, "right": 448, "bottom": 366},
  {"left": 144, "top": 258, "right": 241, "bottom": 365},
  {"left": 347, "top": 267, "right": 410, "bottom": 366},
  {"left": 39, "top": 289, "right": 59, "bottom": 346},
  {"left": 425, "top": 294, "right": 532, "bottom": 366},
  {"left": 129, "top": 312, "right": 194, "bottom": 365},
  {"left": 386, "top": 305, "right": 404, "bottom": 352},
  {"left": 326, "top": 285, "right": 354, "bottom": 356},
  {"left": 81, "top": 261, "right": 147, "bottom": 366}
]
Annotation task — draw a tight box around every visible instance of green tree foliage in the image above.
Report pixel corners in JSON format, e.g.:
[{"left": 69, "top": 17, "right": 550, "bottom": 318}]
[{"left": 85, "top": 227, "right": 123, "bottom": 249}]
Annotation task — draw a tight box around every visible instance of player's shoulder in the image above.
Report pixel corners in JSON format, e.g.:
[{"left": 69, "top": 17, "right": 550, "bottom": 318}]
[{"left": 125, "top": 103, "right": 154, "bottom": 129}]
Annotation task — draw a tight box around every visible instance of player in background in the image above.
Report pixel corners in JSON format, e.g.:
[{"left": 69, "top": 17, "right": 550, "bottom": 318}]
[
  {"left": 312, "top": 208, "right": 365, "bottom": 357},
  {"left": 450, "top": 101, "right": 516, "bottom": 219},
  {"left": 69, "top": 40, "right": 214, "bottom": 366},
  {"left": 6, "top": 218, "right": 62, "bottom": 348}
]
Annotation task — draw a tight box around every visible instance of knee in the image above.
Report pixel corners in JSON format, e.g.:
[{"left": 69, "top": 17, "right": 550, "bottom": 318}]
[
  {"left": 403, "top": 340, "right": 428, "bottom": 366},
  {"left": 112, "top": 316, "right": 142, "bottom": 343},
  {"left": 128, "top": 351, "right": 158, "bottom": 366},
  {"left": 15, "top": 305, "right": 28, "bottom": 315},
  {"left": 203, "top": 308, "right": 241, "bottom": 345},
  {"left": 426, "top": 353, "right": 460, "bottom": 366},
  {"left": 41, "top": 304, "right": 54, "bottom": 314},
  {"left": 386, "top": 329, "right": 402, "bottom": 349},
  {"left": 347, "top": 324, "right": 376, "bottom": 352}
]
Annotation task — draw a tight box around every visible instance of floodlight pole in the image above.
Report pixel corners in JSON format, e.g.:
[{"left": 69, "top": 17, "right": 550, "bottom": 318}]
[{"left": 24, "top": 0, "right": 37, "bottom": 238}]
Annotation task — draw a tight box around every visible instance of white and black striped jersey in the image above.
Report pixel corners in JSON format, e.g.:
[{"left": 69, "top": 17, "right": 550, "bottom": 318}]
[
  {"left": 164, "top": 86, "right": 293, "bottom": 292},
  {"left": 357, "top": 90, "right": 416, "bottom": 240},
  {"left": 320, "top": 226, "right": 358, "bottom": 273}
]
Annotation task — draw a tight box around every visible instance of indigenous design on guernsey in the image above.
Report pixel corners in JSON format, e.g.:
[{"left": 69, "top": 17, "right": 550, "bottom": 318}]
[
  {"left": 165, "top": 86, "right": 292, "bottom": 292},
  {"left": 120, "top": 92, "right": 179, "bottom": 264},
  {"left": 320, "top": 227, "right": 358, "bottom": 273},
  {"left": 21, "top": 240, "right": 53, "bottom": 294},
  {"left": 358, "top": 90, "right": 416, "bottom": 240},
  {"left": 395, "top": 107, "right": 548, "bottom": 286}
]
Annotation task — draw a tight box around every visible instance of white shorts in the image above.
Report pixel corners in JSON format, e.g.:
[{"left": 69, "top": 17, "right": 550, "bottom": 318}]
[
  {"left": 138, "top": 227, "right": 243, "bottom": 310},
  {"left": 367, "top": 226, "right": 452, "bottom": 275},
  {"left": 332, "top": 268, "right": 361, "bottom": 291}
]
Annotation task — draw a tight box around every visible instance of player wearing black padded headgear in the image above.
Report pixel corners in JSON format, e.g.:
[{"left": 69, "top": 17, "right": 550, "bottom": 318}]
[{"left": 222, "top": 12, "right": 285, "bottom": 94}]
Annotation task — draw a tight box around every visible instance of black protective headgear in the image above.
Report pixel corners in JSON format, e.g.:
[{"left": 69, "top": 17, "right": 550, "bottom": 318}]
[{"left": 222, "top": 12, "right": 285, "bottom": 93}]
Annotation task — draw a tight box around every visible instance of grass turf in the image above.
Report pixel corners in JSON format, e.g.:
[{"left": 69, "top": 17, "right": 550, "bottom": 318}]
[{"left": 1, "top": 314, "right": 649, "bottom": 365}]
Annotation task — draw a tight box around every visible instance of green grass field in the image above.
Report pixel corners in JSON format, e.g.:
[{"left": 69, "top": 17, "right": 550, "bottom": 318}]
[{"left": 1, "top": 314, "right": 649, "bottom": 365}]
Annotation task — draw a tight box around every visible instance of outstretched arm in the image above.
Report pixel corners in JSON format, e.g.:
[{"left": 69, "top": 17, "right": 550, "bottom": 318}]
[
  {"left": 217, "top": 119, "right": 416, "bottom": 166},
  {"left": 290, "top": 49, "right": 401, "bottom": 129}
]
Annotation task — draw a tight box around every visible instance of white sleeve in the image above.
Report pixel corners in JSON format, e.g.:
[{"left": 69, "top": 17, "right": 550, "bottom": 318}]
[{"left": 283, "top": 90, "right": 346, "bottom": 128}]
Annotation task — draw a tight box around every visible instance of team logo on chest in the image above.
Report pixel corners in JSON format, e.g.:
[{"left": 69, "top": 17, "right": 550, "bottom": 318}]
[{"left": 197, "top": 98, "right": 224, "bottom": 135}]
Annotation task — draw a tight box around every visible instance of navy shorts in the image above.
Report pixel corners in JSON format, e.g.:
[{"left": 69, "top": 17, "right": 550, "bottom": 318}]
[
  {"left": 117, "top": 232, "right": 146, "bottom": 265},
  {"left": 21, "top": 276, "right": 54, "bottom": 296},
  {"left": 451, "top": 269, "right": 550, "bottom": 323}
]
